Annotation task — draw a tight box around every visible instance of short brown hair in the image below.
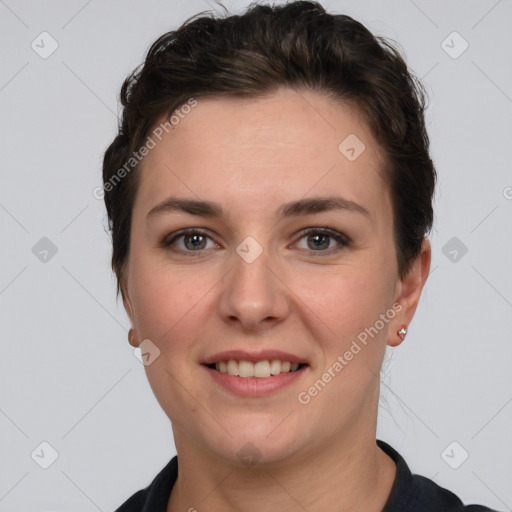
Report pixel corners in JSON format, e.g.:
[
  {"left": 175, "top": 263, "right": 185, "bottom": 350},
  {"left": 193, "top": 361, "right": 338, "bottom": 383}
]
[{"left": 102, "top": 0, "right": 436, "bottom": 299}]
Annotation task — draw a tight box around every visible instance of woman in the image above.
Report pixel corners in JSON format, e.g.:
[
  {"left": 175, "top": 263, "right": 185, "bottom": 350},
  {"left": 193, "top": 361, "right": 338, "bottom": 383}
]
[{"left": 102, "top": 2, "right": 497, "bottom": 510}]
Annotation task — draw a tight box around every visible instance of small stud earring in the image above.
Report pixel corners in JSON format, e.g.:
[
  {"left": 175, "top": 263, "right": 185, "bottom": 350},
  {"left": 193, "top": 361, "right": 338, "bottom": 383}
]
[
  {"left": 397, "top": 327, "right": 407, "bottom": 341},
  {"left": 128, "top": 331, "right": 137, "bottom": 347}
]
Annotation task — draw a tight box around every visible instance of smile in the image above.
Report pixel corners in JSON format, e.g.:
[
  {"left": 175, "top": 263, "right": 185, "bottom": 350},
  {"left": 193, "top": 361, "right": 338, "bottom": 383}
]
[{"left": 207, "top": 359, "right": 306, "bottom": 378}]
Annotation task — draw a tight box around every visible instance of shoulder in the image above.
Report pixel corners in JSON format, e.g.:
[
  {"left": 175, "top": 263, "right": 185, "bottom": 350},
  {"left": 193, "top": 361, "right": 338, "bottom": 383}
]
[
  {"left": 113, "top": 456, "right": 178, "bottom": 512},
  {"left": 113, "top": 489, "right": 147, "bottom": 512},
  {"left": 408, "top": 473, "right": 498, "bottom": 512},
  {"left": 378, "top": 440, "right": 499, "bottom": 512}
]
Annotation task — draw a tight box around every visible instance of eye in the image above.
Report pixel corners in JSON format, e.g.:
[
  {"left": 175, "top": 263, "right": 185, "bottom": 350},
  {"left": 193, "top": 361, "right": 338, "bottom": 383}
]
[
  {"left": 161, "top": 227, "right": 351, "bottom": 256},
  {"left": 294, "top": 227, "right": 350, "bottom": 255},
  {"left": 162, "top": 229, "right": 219, "bottom": 253}
]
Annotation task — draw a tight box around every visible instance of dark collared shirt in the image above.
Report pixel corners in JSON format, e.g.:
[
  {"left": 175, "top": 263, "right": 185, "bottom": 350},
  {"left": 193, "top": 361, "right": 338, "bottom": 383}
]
[{"left": 114, "top": 439, "right": 498, "bottom": 511}]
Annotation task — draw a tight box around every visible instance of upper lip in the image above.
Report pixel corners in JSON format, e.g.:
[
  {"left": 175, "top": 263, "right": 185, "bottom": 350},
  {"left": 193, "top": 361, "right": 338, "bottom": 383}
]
[{"left": 202, "top": 350, "right": 307, "bottom": 365}]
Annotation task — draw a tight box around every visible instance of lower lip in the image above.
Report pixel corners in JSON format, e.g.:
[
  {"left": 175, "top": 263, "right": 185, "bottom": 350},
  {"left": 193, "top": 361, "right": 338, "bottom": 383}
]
[{"left": 203, "top": 365, "right": 307, "bottom": 396}]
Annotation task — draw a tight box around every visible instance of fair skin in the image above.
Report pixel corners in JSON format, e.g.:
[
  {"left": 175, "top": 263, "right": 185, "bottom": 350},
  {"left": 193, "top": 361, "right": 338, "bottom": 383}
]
[{"left": 121, "top": 88, "right": 431, "bottom": 512}]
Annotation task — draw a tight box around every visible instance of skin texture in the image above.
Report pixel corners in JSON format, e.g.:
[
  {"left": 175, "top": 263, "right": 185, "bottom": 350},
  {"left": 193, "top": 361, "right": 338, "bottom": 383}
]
[{"left": 121, "top": 87, "right": 431, "bottom": 511}]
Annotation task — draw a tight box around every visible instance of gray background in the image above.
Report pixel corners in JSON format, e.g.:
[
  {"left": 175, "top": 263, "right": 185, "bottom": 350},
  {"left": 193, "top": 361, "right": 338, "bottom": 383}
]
[{"left": 1, "top": 0, "right": 511, "bottom": 510}]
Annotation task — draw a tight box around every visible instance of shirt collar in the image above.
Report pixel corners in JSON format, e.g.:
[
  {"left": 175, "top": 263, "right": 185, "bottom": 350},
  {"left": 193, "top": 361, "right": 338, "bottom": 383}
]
[{"left": 138, "top": 439, "right": 414, "bottom": 511}]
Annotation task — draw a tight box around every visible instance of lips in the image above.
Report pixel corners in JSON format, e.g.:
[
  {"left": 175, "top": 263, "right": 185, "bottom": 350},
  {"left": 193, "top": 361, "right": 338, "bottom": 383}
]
[
  {"left": 203, "top": 354, "right": 308, "bottom": 396},
  {"left": 212, "top": 359, "right": 304, "bottom": 378},
  {"left": 203, "top": 349, "right": 306, "bottom": 365}
]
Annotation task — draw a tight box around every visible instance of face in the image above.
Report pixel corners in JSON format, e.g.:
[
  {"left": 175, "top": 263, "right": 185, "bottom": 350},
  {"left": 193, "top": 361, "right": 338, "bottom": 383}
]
[{"left": 122, "top": 88, "right": 423, "bottom": 466}]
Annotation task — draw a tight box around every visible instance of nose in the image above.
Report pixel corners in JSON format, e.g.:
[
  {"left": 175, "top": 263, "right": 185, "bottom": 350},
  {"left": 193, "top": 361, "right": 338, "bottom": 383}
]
[{"left": 217, "top": 243, "right": 291, "bottom": 333}]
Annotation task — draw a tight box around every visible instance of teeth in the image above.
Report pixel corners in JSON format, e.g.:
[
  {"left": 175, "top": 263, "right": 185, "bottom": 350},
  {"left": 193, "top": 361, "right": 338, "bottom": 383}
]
[
  {"left": 239, "top": 360, "right": 253, "bottom": 378},
  {"left": 270, "top": 359, "right": 281, "bottom": 375},
  {"left": 227, "top": 360, "right": 239, "bottom": 376},
  {"left": 254, "top": 360, "right": 271, "bottom": 378},
  {"left": 215, "top": 359, "right": 303, "bottom": 378}
]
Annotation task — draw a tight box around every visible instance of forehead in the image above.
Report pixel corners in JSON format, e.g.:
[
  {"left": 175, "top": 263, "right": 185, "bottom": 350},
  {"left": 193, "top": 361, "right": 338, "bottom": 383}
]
[{"left": 134, "top": 88, "right": 389, "bottom": 224}]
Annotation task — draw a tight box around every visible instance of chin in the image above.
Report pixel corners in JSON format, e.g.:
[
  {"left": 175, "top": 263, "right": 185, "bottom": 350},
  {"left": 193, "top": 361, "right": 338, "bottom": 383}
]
[{"left": 201, "top": 416, "right": 305, "bottom": 467}]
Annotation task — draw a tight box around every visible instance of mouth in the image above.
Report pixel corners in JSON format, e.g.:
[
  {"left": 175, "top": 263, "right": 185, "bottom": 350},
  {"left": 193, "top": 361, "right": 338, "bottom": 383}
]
[{"left": 205, "top": 359, "right": 308, "bottom": 378}]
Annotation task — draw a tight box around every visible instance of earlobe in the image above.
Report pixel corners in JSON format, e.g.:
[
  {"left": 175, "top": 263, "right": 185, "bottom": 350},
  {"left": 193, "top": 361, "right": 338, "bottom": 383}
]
[
  {"left": 128, "top": 329, "right": 139, "bottom": 347},
  {"left": 397, "top": 327, "right": 407, "bottom": 341},
  {"left": 388, "top": 238, "right": 431, "bottom": 347},
  {"left": 388, "top": 324, "right": 408, "bottom": 348},
  {"left": 123, "top": 288, "right": 140, "bottom": 348}
]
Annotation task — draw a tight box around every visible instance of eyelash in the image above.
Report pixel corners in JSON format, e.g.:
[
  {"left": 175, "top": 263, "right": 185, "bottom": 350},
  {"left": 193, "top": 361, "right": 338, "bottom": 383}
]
[{"left": 161, "top": 227, "right": 351, "bottom": 256}]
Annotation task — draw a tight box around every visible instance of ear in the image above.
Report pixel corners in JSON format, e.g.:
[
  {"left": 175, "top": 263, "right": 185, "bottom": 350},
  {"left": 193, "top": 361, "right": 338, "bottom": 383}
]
[
  {"left": 120, "top": 277, "right": 135, "bottom": 323},
  {"left": 121, "top": 282, "right": 141, "bottom": 347},
  {"left": 115, "top": 261, "right": 133, "bottom": 320},
  {"left": 388, "top": 238, "right": 431, "bottom": 347},
  {"left": 122, "top": 288, "right": 134, "bottom": 322}
]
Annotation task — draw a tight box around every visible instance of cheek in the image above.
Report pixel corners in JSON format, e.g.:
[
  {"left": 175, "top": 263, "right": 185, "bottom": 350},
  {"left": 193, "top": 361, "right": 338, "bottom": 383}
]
[
  {"left": 130, "top": 260, "right": 216, "bottom": 352},
  {"left": 130, "top": 265, "right": 214, "bottom": 419},
  {"left": 295, "top": 264, "right": 389, "bottom": 336}
]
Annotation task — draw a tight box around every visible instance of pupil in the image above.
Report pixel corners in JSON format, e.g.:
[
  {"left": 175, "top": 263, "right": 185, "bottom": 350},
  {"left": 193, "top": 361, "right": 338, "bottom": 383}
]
[
  {"left": 309, "top": 234, "right": 328, "bottom": 250},
  {"left": 186, "top": 234, "right": 206, "bottom": 250}
]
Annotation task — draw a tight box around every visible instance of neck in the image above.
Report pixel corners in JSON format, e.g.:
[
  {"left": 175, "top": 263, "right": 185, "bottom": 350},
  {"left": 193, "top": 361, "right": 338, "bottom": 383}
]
[{"left": 167, "top": 429, "right": 396, "bottom": 512}]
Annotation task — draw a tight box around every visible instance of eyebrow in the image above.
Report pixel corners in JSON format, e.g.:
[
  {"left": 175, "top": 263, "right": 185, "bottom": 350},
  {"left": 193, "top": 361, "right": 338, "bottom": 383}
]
[
  {"left": 146, "top": 196, "right": 370, "bottom": 221},
  {"left": 279, "top": 196, "right": 370, "bottom": 218}
]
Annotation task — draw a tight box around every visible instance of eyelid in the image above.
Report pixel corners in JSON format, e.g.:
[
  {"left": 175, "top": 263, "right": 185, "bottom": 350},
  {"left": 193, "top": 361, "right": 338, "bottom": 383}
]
[
  {"left": 291, "top": 227, "right": 351, "bottom": 254},
  {"left": 294, "top": 227, "right": 351, "bottom": 243},
  {"left": 161, "top": 226, "right": 351, "bottom": 254},
  {"left": 162, "top": 228, "right": 219, "bottom": 251}
]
